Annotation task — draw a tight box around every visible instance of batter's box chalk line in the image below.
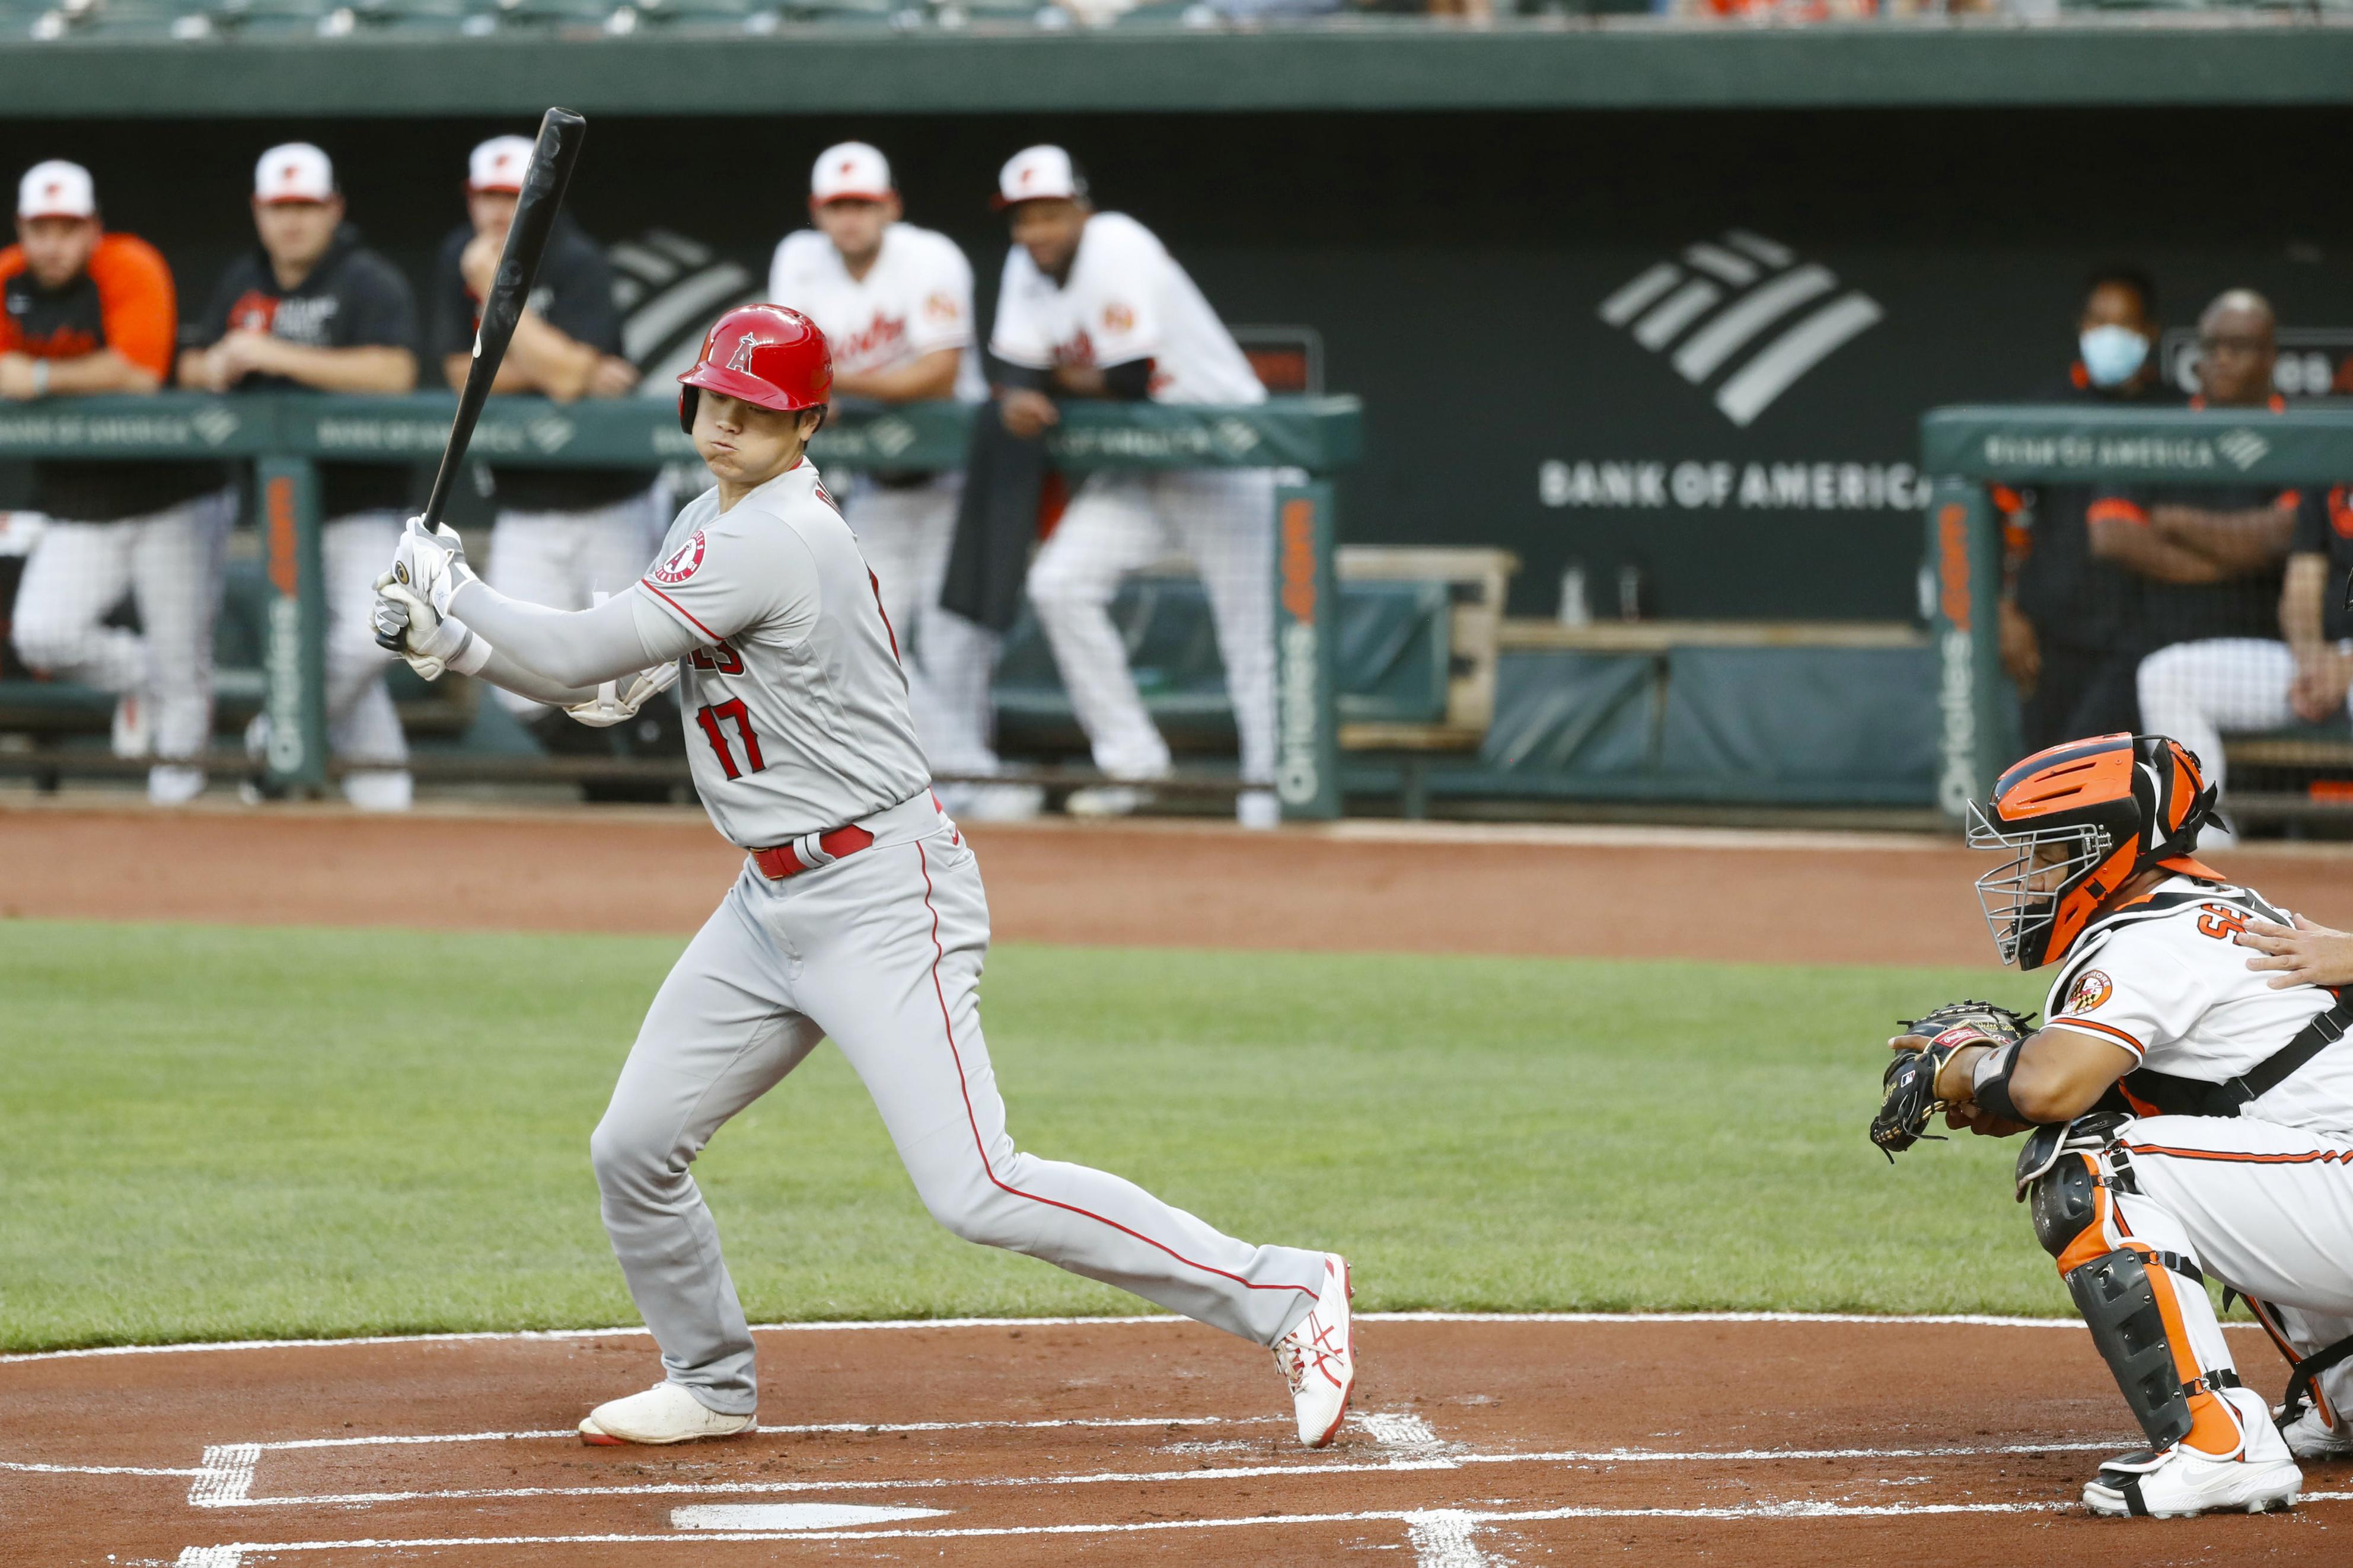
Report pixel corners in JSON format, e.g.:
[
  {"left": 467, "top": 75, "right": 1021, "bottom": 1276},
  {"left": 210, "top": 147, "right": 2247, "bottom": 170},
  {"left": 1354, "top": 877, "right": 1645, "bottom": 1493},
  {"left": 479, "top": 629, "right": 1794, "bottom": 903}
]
[{"left": 179, "top": 1492, "right": 2335, "bottom": 1568}]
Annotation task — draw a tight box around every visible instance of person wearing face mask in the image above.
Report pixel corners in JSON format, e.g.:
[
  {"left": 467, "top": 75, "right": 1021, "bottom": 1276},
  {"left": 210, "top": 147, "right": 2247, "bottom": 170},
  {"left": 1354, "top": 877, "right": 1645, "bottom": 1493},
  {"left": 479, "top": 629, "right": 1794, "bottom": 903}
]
[{"left": 1999, "top": 267, "right": 2180, "bottom": 758}]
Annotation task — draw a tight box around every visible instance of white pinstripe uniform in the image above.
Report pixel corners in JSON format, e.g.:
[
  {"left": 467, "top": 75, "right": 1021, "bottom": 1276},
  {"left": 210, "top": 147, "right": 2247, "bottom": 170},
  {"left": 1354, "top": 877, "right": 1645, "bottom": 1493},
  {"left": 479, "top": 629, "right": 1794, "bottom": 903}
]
[{"left": 2042, "top": 875, "right": 2353, "bottom": 1442}]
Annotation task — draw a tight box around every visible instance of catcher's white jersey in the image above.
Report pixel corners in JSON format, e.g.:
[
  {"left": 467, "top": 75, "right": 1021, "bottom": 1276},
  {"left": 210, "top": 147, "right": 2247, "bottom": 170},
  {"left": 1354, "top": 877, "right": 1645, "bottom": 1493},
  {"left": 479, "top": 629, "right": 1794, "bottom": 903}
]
[
  {"left": 990, "top": 212, "right": 1264, "bottom": 406},
  {"left": 634, "top": 458, "right": 930, "bottom": 847},
  {"left": 2043, "top": 876, "right": 2348, "bottom": 1135},
  {"left": 767, "top": 223, "right": 986, "bottom": 400}
]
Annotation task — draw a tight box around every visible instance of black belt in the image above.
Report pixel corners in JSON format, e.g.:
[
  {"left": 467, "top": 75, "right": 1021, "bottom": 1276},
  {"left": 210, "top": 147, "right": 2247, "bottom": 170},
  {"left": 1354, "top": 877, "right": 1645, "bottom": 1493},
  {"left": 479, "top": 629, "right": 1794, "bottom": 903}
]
[{"left": 2119, "top": 991, "right": 2353, "bottom": 1120}]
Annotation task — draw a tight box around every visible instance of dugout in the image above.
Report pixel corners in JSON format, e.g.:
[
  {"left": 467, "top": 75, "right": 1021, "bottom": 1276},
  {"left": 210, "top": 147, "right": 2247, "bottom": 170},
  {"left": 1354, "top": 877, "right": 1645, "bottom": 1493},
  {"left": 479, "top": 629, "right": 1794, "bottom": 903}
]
[{"left": 4, "top": 21, "right": 2352, "bottom": 819}]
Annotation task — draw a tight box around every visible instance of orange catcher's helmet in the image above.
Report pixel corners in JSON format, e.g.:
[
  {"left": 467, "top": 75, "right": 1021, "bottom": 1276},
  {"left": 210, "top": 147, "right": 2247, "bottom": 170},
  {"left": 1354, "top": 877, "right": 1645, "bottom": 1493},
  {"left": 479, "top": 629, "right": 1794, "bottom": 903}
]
[
  {"left": 1966, "top": 733, "right": 2223, "bottom": 970},
  {"left": 677, "top": 304, "right": 833, "bottom": 435}
]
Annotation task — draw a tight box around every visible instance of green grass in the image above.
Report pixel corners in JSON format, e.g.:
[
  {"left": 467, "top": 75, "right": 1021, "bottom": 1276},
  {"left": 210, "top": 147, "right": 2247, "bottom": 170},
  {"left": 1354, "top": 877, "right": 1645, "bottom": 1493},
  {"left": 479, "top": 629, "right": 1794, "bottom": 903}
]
[{"left": 0, "top": 919, "right": 2068, "bottom": 1352}]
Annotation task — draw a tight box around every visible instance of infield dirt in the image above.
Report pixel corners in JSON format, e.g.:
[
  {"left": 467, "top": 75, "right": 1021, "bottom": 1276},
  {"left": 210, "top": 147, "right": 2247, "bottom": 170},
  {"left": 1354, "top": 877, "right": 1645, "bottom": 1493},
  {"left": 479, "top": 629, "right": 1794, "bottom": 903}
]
[{"left": 9, "top": 801, "right": 2353, "bottom": 1565}]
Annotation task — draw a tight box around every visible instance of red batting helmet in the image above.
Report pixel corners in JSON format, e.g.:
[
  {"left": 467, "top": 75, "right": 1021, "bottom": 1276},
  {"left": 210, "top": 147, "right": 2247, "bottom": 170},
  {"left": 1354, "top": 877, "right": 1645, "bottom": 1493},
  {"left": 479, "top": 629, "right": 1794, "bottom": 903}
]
[{"left": 677, "top": 304, "right": 833, "bottom": 435}]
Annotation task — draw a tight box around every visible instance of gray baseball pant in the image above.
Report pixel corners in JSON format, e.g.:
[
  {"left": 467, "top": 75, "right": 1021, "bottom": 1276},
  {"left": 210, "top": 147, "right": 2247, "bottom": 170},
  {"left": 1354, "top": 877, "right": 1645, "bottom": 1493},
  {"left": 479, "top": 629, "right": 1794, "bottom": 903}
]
[{"left": 588, "top": 799, "right": 1327, "bottom": 1416}]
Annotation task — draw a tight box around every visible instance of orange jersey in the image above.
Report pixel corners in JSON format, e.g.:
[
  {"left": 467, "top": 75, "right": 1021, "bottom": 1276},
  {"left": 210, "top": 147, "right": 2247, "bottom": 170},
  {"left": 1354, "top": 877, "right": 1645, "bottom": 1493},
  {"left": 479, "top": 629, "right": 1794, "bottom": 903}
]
[{"left": 0, "top": 231, "right": 177, "bottom": 379}]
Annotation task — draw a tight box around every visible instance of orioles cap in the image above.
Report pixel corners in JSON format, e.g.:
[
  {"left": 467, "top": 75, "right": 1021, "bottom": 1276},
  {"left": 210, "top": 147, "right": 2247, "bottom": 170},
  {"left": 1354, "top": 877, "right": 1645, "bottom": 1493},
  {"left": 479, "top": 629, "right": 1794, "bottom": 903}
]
[
  {"left": 811, "top": 142, "right": 892, "bottom": 205},
  {"left": 254, "top": 143, "right": 334, "bottom": 205},
  {"left": 467, "top": 135, "right": 534, "bottom": 194},
  {"left": 994, "top": 145, "right": 1087, "bottom": 210},
  {"left": 17, "top": 160, "right": 95, "bottom": 222}
]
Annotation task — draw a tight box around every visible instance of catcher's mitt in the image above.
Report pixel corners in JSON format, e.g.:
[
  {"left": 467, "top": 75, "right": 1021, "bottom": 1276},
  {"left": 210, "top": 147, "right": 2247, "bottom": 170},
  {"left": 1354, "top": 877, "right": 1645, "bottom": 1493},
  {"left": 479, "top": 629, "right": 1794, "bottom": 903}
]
[{"left": 1870, "top": 1000, "right": 2037, "bottom": 1162}]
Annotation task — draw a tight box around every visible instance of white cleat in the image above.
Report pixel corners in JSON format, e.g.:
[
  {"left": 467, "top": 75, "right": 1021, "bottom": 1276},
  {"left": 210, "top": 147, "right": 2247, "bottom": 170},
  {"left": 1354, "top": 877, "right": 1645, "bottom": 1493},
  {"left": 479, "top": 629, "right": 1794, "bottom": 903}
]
[
  {"left": 147, "top": 764, "right": 205, "bottom": 806},
  {"left": 2278, "top": 1401, "right": 2353, "bottom": 1461},
  {"left": 1235, "top": 788, "right": 1280, "bottom": 831},
  {"left": 1271, "top": 1253, "right": 1355, "bottom": 1448},
  {"left": 2084, "top": 1392, "right": 2302, "bottom": 1517},
  {"left": 1065, "top": 784, "right": 1152, "bottom": 819},
  {"left": 940, "top": 781, "right": 1045, "bottom": 823},
  {"left": 578, "top": 1381, "right": 755, "bottom": 1446}
]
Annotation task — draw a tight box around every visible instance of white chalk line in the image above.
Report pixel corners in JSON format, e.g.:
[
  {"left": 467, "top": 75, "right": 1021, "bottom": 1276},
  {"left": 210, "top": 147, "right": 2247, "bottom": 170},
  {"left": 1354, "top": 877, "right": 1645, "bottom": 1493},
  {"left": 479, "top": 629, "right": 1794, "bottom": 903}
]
[
  {"left": 0, "top": 1310, "right": 2112, "bottom": 1365},
  {"left": 0, "top": 1458, "right": 204, "bottom": 1476},
  {"left": 191, "top": 1438, "right": 2142, "bottom": 1512},
  {"left": 176, "top": 1491, "right": 2325, "bottom": 1564}
]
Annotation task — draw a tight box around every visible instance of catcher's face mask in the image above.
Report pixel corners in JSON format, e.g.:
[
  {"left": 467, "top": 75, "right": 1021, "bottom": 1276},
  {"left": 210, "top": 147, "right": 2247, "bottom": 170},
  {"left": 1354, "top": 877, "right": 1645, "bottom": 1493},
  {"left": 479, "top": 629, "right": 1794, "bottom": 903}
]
[{"left": 1966, "top": 733, "right": 2221, "bottom": 970}]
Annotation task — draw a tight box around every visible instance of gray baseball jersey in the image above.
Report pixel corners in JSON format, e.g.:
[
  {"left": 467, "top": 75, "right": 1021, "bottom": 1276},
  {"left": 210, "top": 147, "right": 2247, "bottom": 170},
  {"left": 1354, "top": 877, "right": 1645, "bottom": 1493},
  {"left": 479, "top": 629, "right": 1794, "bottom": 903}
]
[{"left": 633, "top": 459, "right": 932, "bottom": 848}]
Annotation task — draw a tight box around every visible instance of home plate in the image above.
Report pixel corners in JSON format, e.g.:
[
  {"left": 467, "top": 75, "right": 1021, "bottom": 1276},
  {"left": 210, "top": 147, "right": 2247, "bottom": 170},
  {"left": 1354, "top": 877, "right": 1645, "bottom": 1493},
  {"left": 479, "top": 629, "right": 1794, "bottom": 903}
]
[{"left": 671, "top": 1503, "right": 952, "bottom": 1531}]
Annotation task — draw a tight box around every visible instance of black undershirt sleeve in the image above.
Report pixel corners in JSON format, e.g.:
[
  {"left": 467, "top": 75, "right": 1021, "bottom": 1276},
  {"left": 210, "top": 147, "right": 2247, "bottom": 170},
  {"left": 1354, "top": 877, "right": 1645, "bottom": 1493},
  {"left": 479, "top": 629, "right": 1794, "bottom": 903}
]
[{"left": 1099, "top": 357, "right": 1155, "bottom": 401}]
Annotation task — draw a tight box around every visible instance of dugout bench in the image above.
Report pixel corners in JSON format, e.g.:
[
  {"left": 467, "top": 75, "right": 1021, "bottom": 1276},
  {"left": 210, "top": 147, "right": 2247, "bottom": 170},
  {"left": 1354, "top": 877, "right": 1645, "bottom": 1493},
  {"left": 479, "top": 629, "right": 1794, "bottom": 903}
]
[
  {"left": 1921, "top": 401, "right": 2353, "bottom": 829},
  {"left": 0, "top": 391, "right": 1364, "bottom": 819}
]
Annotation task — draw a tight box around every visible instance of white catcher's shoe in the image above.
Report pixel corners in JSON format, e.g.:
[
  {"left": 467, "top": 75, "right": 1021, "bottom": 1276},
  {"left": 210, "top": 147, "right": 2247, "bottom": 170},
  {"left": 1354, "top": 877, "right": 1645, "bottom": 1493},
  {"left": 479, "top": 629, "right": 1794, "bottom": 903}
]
[
  {"left": 579, "top": 1381, "right": 755, "bottom": 1446},
  {"left": 1272, "top": 1253, "right": 1355, "bottom": 1448},
  {"left": 2083, "top": 1390, "right": 2301, "bottom": 1517},
  {"left": 2278, "top": 1400, "right": 2353, "bottom": 1461}
]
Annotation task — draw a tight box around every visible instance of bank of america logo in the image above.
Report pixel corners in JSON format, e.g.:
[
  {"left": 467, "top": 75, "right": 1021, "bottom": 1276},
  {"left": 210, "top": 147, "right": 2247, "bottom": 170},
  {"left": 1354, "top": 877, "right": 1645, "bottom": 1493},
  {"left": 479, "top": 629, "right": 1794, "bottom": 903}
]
[
  {"left": 2217, "top": 428, "right": 2270, "bottom": 471},
  {"left": 1599, "top": 231, "right": 1883, "bottom": 428}
]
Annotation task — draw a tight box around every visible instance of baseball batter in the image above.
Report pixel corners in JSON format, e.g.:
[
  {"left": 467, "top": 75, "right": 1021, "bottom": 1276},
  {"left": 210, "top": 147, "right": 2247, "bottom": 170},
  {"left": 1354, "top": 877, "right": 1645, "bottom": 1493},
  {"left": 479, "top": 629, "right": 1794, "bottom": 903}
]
[
  {"left": 1876, "top": 733, "right": 2353, "bottom": 1516},
  {"left": 987, "top": 145, "right": 1279, "bottom": 829},
  {"left": 372, "top": 304, "right": 1356, "bottom": 1449},
  {"left": 766, "top": 142, "right": 1030, "bottom": 820},
  {"left": 2, "top": 159, "right": 234, "bottom": 806}
]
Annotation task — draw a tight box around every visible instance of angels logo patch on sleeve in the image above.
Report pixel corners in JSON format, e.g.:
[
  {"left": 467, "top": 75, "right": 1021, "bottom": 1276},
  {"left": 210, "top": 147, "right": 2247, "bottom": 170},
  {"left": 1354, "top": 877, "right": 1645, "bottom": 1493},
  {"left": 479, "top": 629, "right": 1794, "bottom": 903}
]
[
  {"left": 651, "top": 531, "right": 707, "bottom": 586},
  {"left": 2067, "top": 969, "right": 2113, "bottom": 1014}
]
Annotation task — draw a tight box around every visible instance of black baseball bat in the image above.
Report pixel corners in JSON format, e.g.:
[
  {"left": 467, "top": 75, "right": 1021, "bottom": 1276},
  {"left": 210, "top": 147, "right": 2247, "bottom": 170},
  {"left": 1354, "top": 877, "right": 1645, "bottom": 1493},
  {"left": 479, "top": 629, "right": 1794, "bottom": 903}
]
[{"left": 378, "top": 106, "right": 586, "bottom": 649}]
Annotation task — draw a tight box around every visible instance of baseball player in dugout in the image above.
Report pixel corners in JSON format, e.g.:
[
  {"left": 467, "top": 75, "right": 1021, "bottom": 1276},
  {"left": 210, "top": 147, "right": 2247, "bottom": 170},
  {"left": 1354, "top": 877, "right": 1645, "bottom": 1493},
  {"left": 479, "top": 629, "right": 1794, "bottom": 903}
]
[
  {"left": 433, "top": 135, "right": 672, "bottom": 802},
  {"left": 767, "top": 141, "right": 1037, "bottom": 821},
  {"left": 1874, "top": 732, "right": 2353, "bottom": 1518},
  {"left": 369, "top": 304, "right": 1357, "bottom": 1451},
  {"left": 2086, "top": 290, "right": 2298, "bottom": 842},
  {"left": 1998, "top": 267, "right": 2182, "bottom": 756},
  {"left": 181, "top": 143, "right": 420, "bottom": 811},
  {"left": 988, "top": 145, "right": 1281, "bottom": 829},
  {"left": 3, "top": 159, "right": 235, "bottom": 806}
]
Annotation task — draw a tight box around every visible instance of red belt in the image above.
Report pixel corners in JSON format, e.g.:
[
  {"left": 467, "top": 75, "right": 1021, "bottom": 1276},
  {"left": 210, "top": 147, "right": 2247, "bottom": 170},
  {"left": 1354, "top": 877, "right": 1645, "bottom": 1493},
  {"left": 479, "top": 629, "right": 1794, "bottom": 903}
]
[{"left": 750, "top": 823, "right": 876, "bottom": 880}]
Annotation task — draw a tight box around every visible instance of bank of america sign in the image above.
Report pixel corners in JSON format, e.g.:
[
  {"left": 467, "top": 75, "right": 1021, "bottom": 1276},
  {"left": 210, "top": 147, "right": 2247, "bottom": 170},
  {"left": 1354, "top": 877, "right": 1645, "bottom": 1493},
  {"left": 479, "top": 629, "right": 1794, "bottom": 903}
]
[{"left": 1599, "top": 232, "right": 1882, "bottom": 428}]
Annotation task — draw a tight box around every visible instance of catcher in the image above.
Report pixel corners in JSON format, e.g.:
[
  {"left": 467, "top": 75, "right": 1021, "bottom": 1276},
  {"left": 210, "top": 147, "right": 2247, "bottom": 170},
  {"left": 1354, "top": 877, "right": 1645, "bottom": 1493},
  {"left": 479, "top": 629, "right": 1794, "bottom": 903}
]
[{"left": 1874, "top": 732, "right": 2353, "bottom": 1518}]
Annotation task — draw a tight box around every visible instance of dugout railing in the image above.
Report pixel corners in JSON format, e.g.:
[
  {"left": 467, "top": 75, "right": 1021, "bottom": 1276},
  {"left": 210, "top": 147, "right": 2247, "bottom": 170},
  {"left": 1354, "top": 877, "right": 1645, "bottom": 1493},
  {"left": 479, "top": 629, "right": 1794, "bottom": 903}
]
[
  {"left": 1922, "top": 402, "right": 2353, "bottom": 829},
  {"left": 0, "top": 391, "right": 1360, "bottom": 820}
]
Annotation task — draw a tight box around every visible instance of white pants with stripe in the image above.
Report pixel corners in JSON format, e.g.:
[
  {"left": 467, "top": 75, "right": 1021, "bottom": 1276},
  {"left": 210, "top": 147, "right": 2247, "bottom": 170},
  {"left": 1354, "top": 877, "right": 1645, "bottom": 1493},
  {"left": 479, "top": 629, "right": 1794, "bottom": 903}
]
[
  {"left": 2103, "top": 1114, "right": 2353, "bottom": 1437},
  {"left": 1025, "top": 467, "right": 1276, "bottom": 785},
  {"left": 586, "top": 794, "right": 1325, "bottom": 1414},
  {"left": 484, "top": 487, "right": 667, "bottom": 720},
  {"left": 9, "top": 487, "right": 235, "bottom": 762},
  {"left": 2137, "top": 638, "right": 2353, "bottom": 847},
  {"left": 847, "top": 474, "right": 1003, "bottom": 778}
]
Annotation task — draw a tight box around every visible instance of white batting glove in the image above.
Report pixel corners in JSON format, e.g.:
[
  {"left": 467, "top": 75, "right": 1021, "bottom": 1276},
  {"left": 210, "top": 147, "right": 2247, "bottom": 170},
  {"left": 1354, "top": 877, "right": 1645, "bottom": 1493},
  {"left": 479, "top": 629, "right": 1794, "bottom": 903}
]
[
  {"left": 373, "top": 571, "right": 488, "bottom": 682},
  {"left": 386, "top": 516, "right": 478, "bottom": 617},
  {"left": 565, "top": 662, "right": 680, "bottom": 729}
]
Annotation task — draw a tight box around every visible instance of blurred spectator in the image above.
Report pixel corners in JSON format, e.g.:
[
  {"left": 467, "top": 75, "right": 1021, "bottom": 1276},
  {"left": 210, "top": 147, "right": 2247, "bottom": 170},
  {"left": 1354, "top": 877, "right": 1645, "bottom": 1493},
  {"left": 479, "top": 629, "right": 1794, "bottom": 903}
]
[
  {"left": 2089, "top": 288, "right": 2298, "bottom": 842},
  {"left": 3, "top": 159, "right": 234, "bottom": 806},
  {"left": 2000, "top": 264, "right": 2179, "bottom": 756},
  {"left": 181, "top": 143, "right": 420, "bottom": 811},
  {"left": 769, "top": 141, "right": 1034, "bottom": 820},
  {"left": 431, "top": 134, "right": 668, "bottom": 801},
  {"left": 2129, "top": 482, "right": 2353, "bottom": 841},
  {"left": 988, "top": 145, "right": 1280, "bottom": 829}
]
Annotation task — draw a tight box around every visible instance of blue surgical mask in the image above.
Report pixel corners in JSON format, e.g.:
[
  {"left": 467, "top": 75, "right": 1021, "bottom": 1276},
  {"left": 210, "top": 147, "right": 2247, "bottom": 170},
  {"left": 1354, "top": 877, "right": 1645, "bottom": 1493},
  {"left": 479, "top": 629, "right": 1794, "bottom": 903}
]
[{"left": 2080, "top": 324, "right": 2150, "bottom": 388}]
